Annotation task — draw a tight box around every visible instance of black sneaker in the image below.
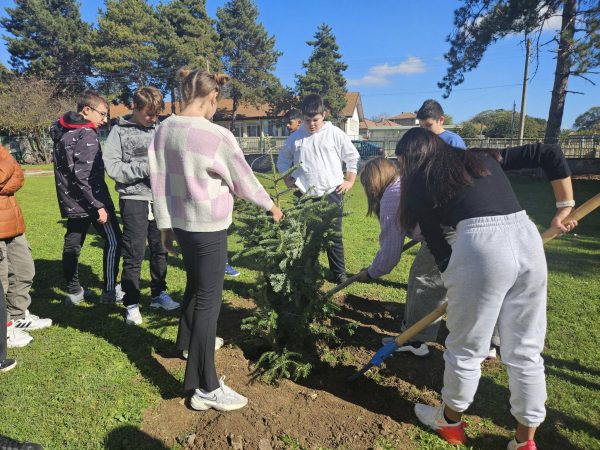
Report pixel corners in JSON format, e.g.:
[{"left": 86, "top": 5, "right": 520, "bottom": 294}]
[
  {"left": 0, "top": 359, "right": 16, "bottom": 373},
  {"left": 0, "top": 435, "right": 43, "bottom": 449}
]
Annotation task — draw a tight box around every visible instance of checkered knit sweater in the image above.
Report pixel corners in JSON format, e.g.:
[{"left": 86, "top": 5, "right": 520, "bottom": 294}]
[{"left": 148, "top": 115, "right": 274, "bottom": 232}]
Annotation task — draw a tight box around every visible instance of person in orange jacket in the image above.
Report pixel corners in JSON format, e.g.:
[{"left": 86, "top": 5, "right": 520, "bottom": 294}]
[{"left": 0, "top": 145, "right": 51, "bottom": 349}]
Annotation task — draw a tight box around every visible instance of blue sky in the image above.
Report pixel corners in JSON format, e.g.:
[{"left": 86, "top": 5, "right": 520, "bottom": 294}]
[{"left": 0, "top": 0, "right": 598, "bottom": 127}]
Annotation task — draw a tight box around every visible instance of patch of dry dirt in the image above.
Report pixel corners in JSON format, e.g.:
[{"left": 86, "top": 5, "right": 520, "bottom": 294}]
[{"left": 141, "top": 292, "right": 507, "bottom": 449}]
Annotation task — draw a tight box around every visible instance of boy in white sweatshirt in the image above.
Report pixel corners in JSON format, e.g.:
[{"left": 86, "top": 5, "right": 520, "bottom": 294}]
[{"left": 277, "top": 94, "right": 360, "bottom": 284}]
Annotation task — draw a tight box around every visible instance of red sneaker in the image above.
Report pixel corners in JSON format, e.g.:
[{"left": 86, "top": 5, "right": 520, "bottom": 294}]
[
  {"left": 507, "top": 438, "right": 537, "bottom": 449},
  {"left": 414, "top": 403, "right": 467, "bottom": 445}
]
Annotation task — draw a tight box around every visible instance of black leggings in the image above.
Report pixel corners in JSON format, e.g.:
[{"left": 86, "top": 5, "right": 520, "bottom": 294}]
[{"left": 174, "top": 228, "right": 227, "bottom": 392}]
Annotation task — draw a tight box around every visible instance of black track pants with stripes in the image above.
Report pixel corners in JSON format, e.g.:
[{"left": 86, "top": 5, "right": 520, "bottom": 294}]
[{"left": 62, "top": 212, "right": 122, "bottom": 294}]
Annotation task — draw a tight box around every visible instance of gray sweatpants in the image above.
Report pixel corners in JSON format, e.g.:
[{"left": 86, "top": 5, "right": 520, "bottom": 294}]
[
  {"left": 0, "top": 234, "right": 35, "bottom": 320},
  {"left": 402, "top": 243, "right": 447, "bottom": 342},
  {"left": 440, "top": 211, "right": 547, "bottom": 427}
]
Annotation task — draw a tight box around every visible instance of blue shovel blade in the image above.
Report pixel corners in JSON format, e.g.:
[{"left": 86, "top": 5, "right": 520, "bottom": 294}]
[{"left": 370, "top": 340, "right": 398, "bottom": 366}]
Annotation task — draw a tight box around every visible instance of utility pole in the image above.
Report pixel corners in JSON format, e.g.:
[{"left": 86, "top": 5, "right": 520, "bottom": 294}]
[
  {"left": 510, "top": 100, "right": 516, "bottom": 145},
  {"left": 518, "top": 37, "right": 531, "bottom": 144}
]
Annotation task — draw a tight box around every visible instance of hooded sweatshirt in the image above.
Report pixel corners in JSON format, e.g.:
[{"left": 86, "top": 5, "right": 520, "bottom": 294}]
[
  {"left": 276, "top": 121, "right": 360, "bottom": 196},
  {"left": 102, "top": 114, "right": 155, "bottom": 201},
  {"left": 50, "top": 112, "right": 114, "bottom": 218}
]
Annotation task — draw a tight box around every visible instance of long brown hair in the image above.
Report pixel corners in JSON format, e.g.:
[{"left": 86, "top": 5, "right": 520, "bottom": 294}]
[
  {"left": 360, "top": 157, "right": 399, "bottom": 219},
  {"left": 395, "top": 127, "right": 490, "bottom": 229},
  {"left": 178, "top": 68, "right": 230, "bottom": 106}
]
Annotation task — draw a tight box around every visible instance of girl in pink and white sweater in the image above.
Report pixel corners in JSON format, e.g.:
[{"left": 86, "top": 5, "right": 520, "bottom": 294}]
[{"left": 148, "top": 69, "right": 283, "bottom": 412}]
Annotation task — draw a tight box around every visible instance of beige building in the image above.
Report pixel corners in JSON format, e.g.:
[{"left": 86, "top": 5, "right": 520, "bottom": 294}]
[{"left": 109, "top": 92, "right": 365, "bottom": 140}]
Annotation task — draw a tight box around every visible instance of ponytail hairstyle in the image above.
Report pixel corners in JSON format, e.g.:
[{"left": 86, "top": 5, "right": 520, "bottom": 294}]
[
  {"left": 359, "top": 157, "right": 399, "bottom": 219},
  {"left": 395, "top": 127, "right": 490, "bottom": 229},
  {"left": 177, "top": 68, "right": 230, "bottom": 106}
]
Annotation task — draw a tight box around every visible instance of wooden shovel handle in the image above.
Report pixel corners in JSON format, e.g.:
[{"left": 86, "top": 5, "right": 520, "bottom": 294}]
[
  {"left": 395, "top": 192, "right": 600, "bottom": 347},
  {"left": 541, "top": 192, "right": 600, "bottom": 243}
]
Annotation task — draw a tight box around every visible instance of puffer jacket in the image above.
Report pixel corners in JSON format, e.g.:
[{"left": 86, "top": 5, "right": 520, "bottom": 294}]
[
  {"left": 50, "top": 112, "right": 114, "bottom": 218},
  {"left": 102, "top": 114, "right": 155, "bottom": 200},
  {"left": 0, "top": 145, "right": 25, "bottom": 239}
]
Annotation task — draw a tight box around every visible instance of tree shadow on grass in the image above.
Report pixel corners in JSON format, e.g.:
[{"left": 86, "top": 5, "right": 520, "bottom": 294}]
[
  {"left": 30, "top": 259, "right": 183, "bottom": 400},
  {"left": 544, "top": 354, "right": 600, "bottom": 377},
  {"left": 545, "top": 242, "right": 600, "bottom": 278},
  {"left": 104, "top": 425, "right": 168, "bottom": 450}
]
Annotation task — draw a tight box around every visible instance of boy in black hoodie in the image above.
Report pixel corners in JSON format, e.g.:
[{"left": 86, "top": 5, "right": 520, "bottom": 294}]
[{"left": 50, "top": 90, "right": 122, "bottom": 305}]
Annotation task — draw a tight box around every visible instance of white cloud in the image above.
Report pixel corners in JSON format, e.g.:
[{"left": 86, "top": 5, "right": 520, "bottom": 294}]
[
  {"left": 540, "top": 10, "right": 562, "bottom": 31},
  {"left": 348, "top": 56, "right": 426, "bottom": 86}
]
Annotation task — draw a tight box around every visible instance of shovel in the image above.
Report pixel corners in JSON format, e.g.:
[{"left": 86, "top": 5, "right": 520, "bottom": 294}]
[
  {"left": 348, "top": 192, "right": 600, "bottom": 381},
  {"left": 323, "top": 239, "right": 420, "bottom": 299}
]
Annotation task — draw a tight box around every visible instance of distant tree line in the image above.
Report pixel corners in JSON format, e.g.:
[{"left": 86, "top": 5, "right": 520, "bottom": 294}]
[
  {"left": 458, "top": 106, "right": 599, "bottom": 139},
  {"left": 0, "top": 0, "right": 349, "bottom": 161}
]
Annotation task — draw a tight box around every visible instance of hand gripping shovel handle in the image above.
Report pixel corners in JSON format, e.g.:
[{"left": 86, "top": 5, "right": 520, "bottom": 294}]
[
  {"left": 323, "top": 239, "right": 420, "bottom": 299},
  {"left": 541, "top": 192, "right": 600, "bottom": 243},
  {"left": 349, "top": 193, "right": 600, "bottom": 381}
]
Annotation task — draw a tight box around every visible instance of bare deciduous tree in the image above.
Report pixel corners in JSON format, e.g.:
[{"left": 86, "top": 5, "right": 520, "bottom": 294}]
[{"left": 0, "top": 77, "right": 74, "bottom": 163}]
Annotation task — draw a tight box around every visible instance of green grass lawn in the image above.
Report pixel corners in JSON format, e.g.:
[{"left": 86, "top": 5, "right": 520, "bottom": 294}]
[{"left": 2, "top": 173, "right": 599, "bottom": 450}]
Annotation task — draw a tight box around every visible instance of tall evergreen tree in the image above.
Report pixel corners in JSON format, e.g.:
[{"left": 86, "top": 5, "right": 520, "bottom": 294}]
[
  {"left": 439, "top": 0, "right": 600, "bottom": 144},
  {"left": 296, "top": 24, "right": 348, "bottom": 119},
  {"left": 216, "top": 0, "right": 281, "bottom": 130},
  {"left": 93, "top": 0, "right": 161, "bottom": 105},
  {"left": 157, "top": 0, "right": 221, "bottom": 113},
  {"left": 0, "top": 0, "right": 92, "bottom": 95}
]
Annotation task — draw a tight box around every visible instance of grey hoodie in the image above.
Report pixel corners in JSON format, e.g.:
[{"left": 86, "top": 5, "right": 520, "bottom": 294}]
[{"left": 103, "top": 115, "right": 156, "bottom": 200}]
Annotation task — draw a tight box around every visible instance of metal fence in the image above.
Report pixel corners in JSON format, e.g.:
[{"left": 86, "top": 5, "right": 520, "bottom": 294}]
[
  {"left": 2, "top": 134, "right": 598, "bottom": 163},
  {"left": 233, "top": 136, "right": 599, "bottom": 159},
  {"left": 462, "top": 137, "right": 600, "bottom": 159}
]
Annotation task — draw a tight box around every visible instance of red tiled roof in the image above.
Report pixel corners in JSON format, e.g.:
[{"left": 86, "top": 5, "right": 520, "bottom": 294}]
[
  {"left": 361, "top": 118, "right": 403, "bottom": 128},
  {"left": 388, "top": 112, "right": 416, "bottom": 120},
  {"left": 109, "top": 93, "right": 364, "bottom": 120},
  {"left": 109, "top": 102, "right": 181, "bottom": 118},
  {"left": 360, "top": 119, "right": 377, "bottom": 128}
]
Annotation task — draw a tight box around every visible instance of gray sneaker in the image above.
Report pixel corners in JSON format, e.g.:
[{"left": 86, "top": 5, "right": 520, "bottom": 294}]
[
  {"left": 190, "top": 376, "right": 248, "bottom": 411},
  {"left": 65, "top": 287, "right": 87, "bottom": 306}
]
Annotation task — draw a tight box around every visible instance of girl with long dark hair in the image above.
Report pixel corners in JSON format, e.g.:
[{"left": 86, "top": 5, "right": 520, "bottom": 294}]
[{"left": 396, "top": 127, "right": 576, "bottom": 450}]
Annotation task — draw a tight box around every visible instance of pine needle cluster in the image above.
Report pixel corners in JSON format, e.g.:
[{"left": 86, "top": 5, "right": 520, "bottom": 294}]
[{"left": 234, "top": 141, "right": 343, "bottom": 382}]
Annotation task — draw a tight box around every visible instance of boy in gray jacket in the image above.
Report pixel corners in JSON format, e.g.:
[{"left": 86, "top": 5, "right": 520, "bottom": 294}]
[{"left": 103, "top": 86, "right": 179, "bottom": 325}]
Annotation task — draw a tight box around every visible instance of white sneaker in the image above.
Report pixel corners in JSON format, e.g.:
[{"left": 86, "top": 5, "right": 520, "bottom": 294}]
[
  {"left": 7, "top": 320, "right": 33, "bottom": 348},
  {"left": 14, "top": 310, "right": 52, "bottom": 331},
  {"left": 115, "top": 283, "right": 125, "bottom": 303},
  {"left": 507, "top": 438, "right": 537, "bottom": 449},
  {"left": 125, "top": 305, "right": 143, "bottom": 325},
  {"left": 414, "top": 402, "right": 467, "bottom": 445},
  {"left": 381, "top": 336, "right": 430, "bottom": 356},
  {"left": 486, "top": 346, "right": 497, "bottom": 360},
  {"left": 182, "top": 337, "right": 224, "bottom": 359},
  {"left": 190, "top": 376, "right": 248, "bottom": 411},
  {"left": 150, "top": 291, "right": 180, "bottom": 311}
]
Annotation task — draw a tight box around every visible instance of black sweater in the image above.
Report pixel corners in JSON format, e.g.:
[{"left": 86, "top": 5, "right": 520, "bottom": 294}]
[{"left": 408, "top": 143, "right": 571, "bottom": 271}]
